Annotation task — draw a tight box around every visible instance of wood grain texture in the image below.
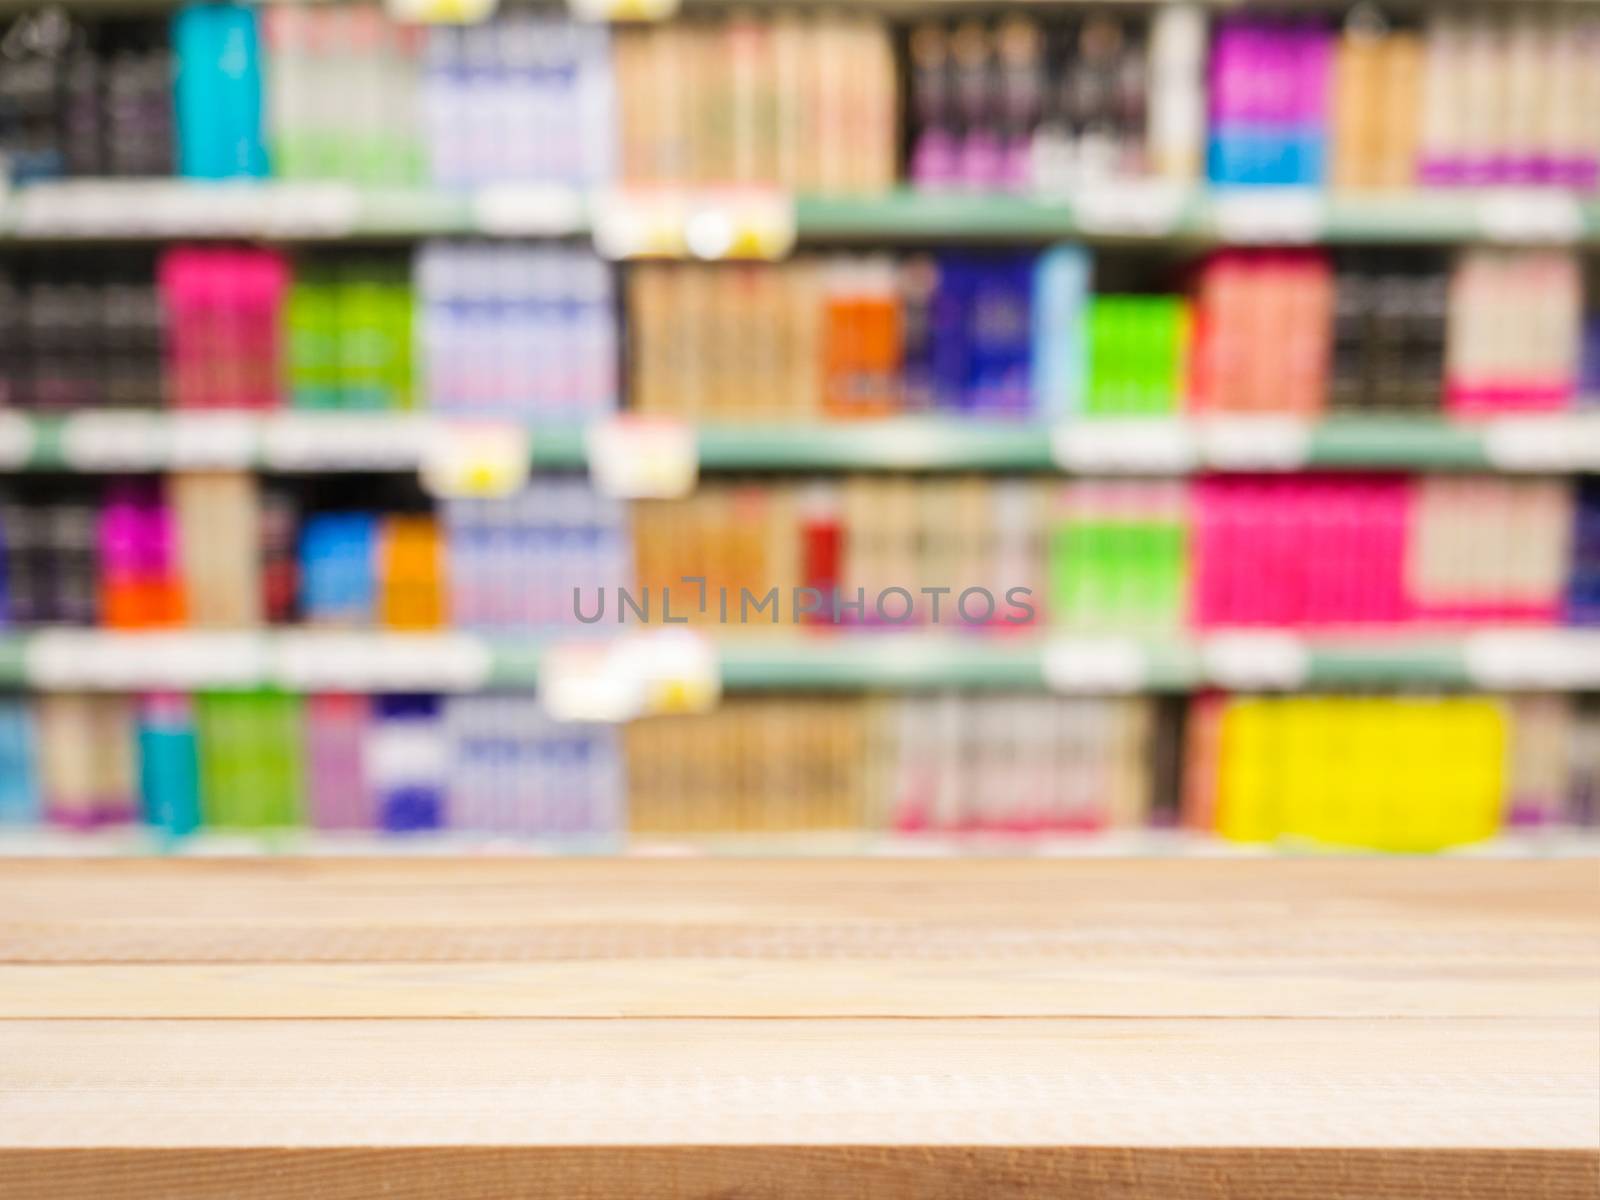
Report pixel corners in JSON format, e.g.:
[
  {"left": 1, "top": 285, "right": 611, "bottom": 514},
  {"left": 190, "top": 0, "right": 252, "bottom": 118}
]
[{"left": 0, "top": 858, "right": 1596, "bottom": 1199}]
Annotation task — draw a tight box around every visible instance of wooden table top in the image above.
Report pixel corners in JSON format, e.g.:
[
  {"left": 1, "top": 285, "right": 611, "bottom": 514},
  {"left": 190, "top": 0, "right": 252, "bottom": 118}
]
[{"left": 0, "top": 857, "right": 1595, "bottom": 1199}]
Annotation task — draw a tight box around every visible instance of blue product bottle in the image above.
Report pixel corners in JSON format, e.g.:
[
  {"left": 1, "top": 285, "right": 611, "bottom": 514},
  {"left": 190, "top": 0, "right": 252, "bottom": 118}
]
[
  {"left": 0, "top": 698, "right": 38, "bottom": 825},
  {"left": 1031, "top": 245, "right": 1089, "bottom": 421},
  {"left": 174, "top": 3, "right": 267, "bottom": 179},
  {"left": 137, "top": 694, "right": 202, "bottom": 837}
]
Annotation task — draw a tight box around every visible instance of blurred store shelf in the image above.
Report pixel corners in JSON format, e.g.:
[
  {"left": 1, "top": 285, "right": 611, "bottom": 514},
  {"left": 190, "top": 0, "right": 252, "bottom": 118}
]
[
  {"left": 2, "top": 411, "right": 1597, "bottom": 475},
  {"left": 1, "top": 824, "right": 1594, "bottom": 858},
  {"left": 3, "top": 180, "right": 1596, "bottom": 248},
  {"left": 0, "top": 628, "right": 1596, "bottom": 693}
]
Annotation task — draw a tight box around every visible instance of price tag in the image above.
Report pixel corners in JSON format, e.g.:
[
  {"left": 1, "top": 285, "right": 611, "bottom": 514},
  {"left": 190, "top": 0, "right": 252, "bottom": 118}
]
[
  {"left": 0, "top": 411, "right": 36, "bottom": 468},
  {"left": 1464, "top": 630, "right": 1600, "bottom": 690},
  {"left": 633, "top": 628, "right": 720, "bottom": 715},
  {"left": 1477, "top": 190, "right": 1582, "bottom": 244},
  {"left": 1202, "top": 632, "right": 1309, "bottom": 690},
  {"left": 27, "top": 632, "right": 266, "bottom": 690},
  {"left": 419, "top": 421, "right": 531, "bottom": 498},
  {"left": 586, "top": 415, "right": 698, "bottom": 498},
  {"left": 1212, "top": 189, "right": 1324, "bottom": 244},
  {"left": 1197, "top": 416, "right": 1312, "bottom": 470},
  {"left": 591, "top": 189, "right": 688, "bottom": 259},
  {"left": 61, "top": 412, "right": 168, "bottom": 470},
  {"left": 683, "top": 190, "right": 796, "bottom": 261},
  {"left": 156, "top": 183, "right": 262, "bottom": 237},
  {"left": 539, "top": 639, "right": 646, "bottom": 723},
  {"left": 540, "top": 630, "right": 720, "bottom": 723},
  {"left": 1051, "top": 420, "right": 1196, "bottom": 474},
  {"left": 1482, "top": 414, "right": 1600, "bottom": 472},
  {"left": 262, "top": 413, "right": 428, "bottom": 471},
  {"left": 258, "top": 183, "right": 360, "bottom": 238},
  {"left": 168, "top": 412, "right": 260, "bottom": 469},
  {"left": 11, "top": 182, "right": 101, "bottom": 237},
  {"left": 1041, "top": 637, "right": 1147, "bottom": 693},
  {"left": 567, "top": 0, "right": 679, "bottom": 19},
  {"left": 473, "top": 184, "right": 587, "bottom": 236},
  {"left": 275, "top": 632, "right": 491, "bottom": 692},
  {"left": 386, "top": 0, "right": 498, "bottom": 23},
  {"left": 1072, "top": 180, "right": 1187, "bottom": 238},
  {"left": 27, "top": 631, "right": 127, "bottom": 689}
]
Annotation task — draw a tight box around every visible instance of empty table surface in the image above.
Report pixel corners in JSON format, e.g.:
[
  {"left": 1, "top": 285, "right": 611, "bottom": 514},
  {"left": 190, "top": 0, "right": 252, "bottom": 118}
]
[{"left": 0, "top": 857, "right": 1595, "bottom": 1198}]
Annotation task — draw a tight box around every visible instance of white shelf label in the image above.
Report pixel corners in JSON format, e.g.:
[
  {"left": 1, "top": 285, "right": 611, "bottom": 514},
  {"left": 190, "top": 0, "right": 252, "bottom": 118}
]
[
  {"left": 539, "top": 640, "right": 645, "bottom": 723},
  {"left": 472, "top": 184, "right": 586, "bottom": 236},
  {"left": 386, "top": 0, "right": 498, "bottom": 23},
  {"left": 567, "top": 0, "right": 680, "bottom": 22},
  {"left": 591, "top": 190, "right": 688, "bottom": 259},
  {"left": 633, "top": 628, "right": 720, "bottom": 715},
  {"left": 1072, "top": 181, "right": 1187, "bottom": 237},
  {"left": 275, "top": 632, "right": 491, "bottom": 692},
  {"left": 593, "top": 188, "right": 795, "bottom": 261},
  {"left": 61, "top": 412, "right": 168, "bottom": 470},
  {"left": 1482, "top": 414, "right": 1600, "bottom": 472},
  {"left": 1212, "top": 189, "right": 1324, "bottom": 243},
  {"left": 261, "top": 413, "right": 428, "bottom": 471},
  {"left": 1197, "top": 416, "right": 1312, "bottom": 470},
  {"left": 419, "top": 421, "right": 531, "bottom": 498},
  {"left": 167, "top": 412, "right": 260, "bottom": 470},
  {"left": 684, "top": 190, "right": 796, "bottom": 261},
  {"left": 26, "top": 631, "right": 266, "bottom": 690},
  {"left": 257, "top": 183, "right": 361, "bottom": 238},
  {"left": 0, "top": 411, "right": 36, "bottom": 468},
  {"left": 1202, "top": 632, "right": 1309, "bottom": 690},
  {"left": 1477, "top": 190, "right": 1582, "bottom": 244},
  {"left": 586, "top": 415, "right": 698, "bottom": 499},
  {"left": 1041, "top": 637, "right": 1147, "bottom": 693},
  {"left": 540, "top": 630, "right": 720, "bottom": 723},
  {"left": 1051, "top": 420, "right": 1196, "bottom": 473},
  {"left": 1464, "top": 630, "right": 1600, "bottom": 689}
]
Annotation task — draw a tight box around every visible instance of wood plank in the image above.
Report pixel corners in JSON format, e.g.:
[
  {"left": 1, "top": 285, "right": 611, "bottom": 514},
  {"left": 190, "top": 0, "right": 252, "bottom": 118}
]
[
  {"left": 2, "top": 859, "right": 1593, "bottom": 963},
  {"left": 1, "top": 957, "right": 1594, "bottom": 1019},
  {"left": 1, "top": 1017, "right": 1594, "bottom": 1150},
  {"left": 2, "top": 1146, "right": 1595, "bottom": 1200},
  {"left": 0, "top": 859, "right": 1594, "bottom": 1198},
  {"left": 2, "top": 1146, "right": 1592, "bottom": 1200}
]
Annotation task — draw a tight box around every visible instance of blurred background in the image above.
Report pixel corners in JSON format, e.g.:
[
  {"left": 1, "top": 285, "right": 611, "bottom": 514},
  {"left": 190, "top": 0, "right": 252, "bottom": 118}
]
[{"left": 0, "top": 0, "right": 1595, "bottom": 857}]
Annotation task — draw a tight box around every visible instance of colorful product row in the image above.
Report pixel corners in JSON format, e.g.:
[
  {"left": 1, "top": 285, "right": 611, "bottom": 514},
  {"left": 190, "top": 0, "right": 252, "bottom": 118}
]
[
  {"left": 4, "top": 474, "right": 1597, "bottom": 634},
  {"left": 638, "top": 475, "right": 1594, "bottom": 632},
  {"left": 1, "top": 690, "right": 1594, "bottom": 850},
  {"left": 632, "top": 248, "right": 1589, "bottom": 422},
  {"left": 906, "top": 9, "right": 1206, "bottom": 193},
  {"left": 7, "top": 244, "right": 1588, "bottom": 419},
  {"left": 0, "top": 245, "right": 614, "bottom": 415},
  {"left": 1210, "top": 10, "right": 1600, "bottom": 188},
  {"left": 0, "top": 9, "right": 174, "bottom": 183},
  {"left": 8, "top": 5, "right": 1597, "bottom": 196}
]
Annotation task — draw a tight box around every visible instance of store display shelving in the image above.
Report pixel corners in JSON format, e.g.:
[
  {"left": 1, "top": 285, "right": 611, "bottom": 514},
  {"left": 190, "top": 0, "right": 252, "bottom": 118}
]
[
  {"left": 4, "top": 180, "right": 1597, "bottom": 248},
  {"left": 2, "top": 627, "right": 1596, "bottom": 693},
  {"left": 3, "top": 411, "right": 1596, "bottom": 474}
]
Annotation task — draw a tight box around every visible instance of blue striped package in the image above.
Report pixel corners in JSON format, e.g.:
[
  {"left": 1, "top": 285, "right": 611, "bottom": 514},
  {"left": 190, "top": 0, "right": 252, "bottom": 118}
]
[{"left": 371, "top": 694, "right": 444, "bottom": 832}]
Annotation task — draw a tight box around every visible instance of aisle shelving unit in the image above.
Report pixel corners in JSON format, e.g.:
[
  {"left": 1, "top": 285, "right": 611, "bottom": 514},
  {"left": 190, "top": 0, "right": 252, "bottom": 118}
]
[
  {"left": 3, "top": 410, "right": 1597, "bottom": 473},
  {"left": 3, "top": 823, "right": 1596, "bottom": 858},
  {"left": 3, "top": 627, "right": 1597, "bottom": 692},
  {"left": 3, "top": 179, "right": 1598, "bottom": 248},
  {"left": 0, "top": 0, "right": 1597, "bottom": 854}
]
